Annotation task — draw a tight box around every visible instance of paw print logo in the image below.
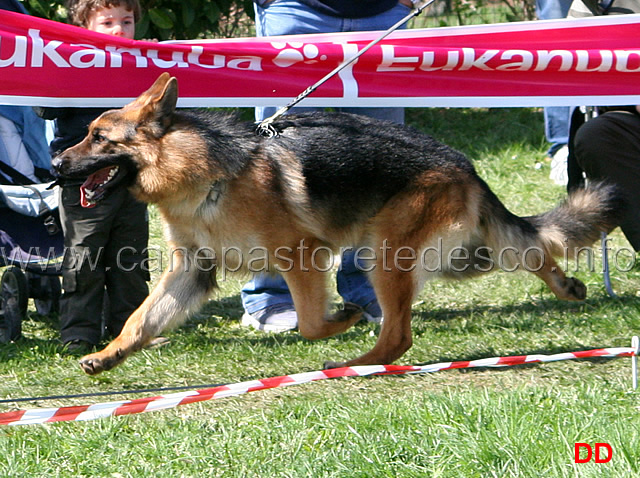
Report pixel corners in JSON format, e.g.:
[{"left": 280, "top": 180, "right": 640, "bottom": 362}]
[{"left": 271, "top": 42, "right": 327, "bottom": 68}]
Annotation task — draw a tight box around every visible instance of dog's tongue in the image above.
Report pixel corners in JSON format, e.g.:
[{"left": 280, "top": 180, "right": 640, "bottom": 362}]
[{"left": 80, "top": 166, "right": 119, "bottom": 208}]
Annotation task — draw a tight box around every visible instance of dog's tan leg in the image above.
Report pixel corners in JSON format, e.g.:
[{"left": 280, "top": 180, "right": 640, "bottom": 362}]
[
  {"left": 280, "top": 242, "right": 363, "bottom": 341},
  {"left": 284, "top": 268, "right": 364, "bottom": 341},
  {"left": 324, "top": 266, "right": 416, "bottom": 369},
  {"left": 532, "top": 256, "right": 586, "bottom": 301},
  {"left": 78, "top": 253, "right": 216, "bottom": 375}
]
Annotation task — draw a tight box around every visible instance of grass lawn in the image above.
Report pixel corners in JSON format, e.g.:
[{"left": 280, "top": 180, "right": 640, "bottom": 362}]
[{"left": 1, "top": 107, "right": 639, "bottom": 477}]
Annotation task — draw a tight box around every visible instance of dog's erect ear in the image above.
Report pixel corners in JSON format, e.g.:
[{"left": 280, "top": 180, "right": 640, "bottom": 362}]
[
  {"left": 128, "top": 73, "right": 178, "bottom": 135},
  {"left": 149, "top": 74, "right": 178, "bottom": 131},
  {"left": 129, "top": 72, "right": 175, "bottom": 107}
]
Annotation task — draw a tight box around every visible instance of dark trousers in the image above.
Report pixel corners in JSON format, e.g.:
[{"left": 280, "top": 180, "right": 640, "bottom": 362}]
[
  {"left": 58, "top": 185, "right": 149, "bottom": 345},
  {"left": 573, "top": 110, "right": 640, "bottom": 251}
]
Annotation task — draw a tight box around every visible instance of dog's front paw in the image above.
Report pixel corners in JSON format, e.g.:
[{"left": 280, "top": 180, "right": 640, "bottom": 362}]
[
  {"left": 323, "top": 360, "right": 346, "bottom": 370},
  {"left": 79, "top": 355, "right": 102, "bottom": 375},
  {"left": 564, "top": 277, "right": 587, "bottom": 301},
  {"left": 79, "top": 349, "right": 124, "bottom": 375}
]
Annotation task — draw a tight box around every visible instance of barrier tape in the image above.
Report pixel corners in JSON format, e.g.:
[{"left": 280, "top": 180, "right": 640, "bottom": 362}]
[{"left": 1, "top": 344, "right": 637, "bottom": 426}]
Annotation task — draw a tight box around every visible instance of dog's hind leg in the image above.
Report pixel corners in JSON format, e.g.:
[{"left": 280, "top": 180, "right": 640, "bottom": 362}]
[
  {"left": 531, "top": 256, "right": 587, "bottom": 301},
  {"left": 281, "top": 243, "right": 364, "bottom": 341},
  {"left": 78, "top": 253, "right": 216, "bottom": 375},
  {"left": 501, "top": 240, "right": 587, "bottom": 301}
]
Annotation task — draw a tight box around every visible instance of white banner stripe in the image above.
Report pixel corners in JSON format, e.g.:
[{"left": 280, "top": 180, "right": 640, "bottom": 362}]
[
  {"left": 286, "top": 371, "right": 330, "bottom": 384},
  {"left": 420, "top": 363, "right": 453, "bottom": 373},
  {"left": 212, "top": 386, "right": 253, "bottom": 399},
  {"left": 10, "top": 408, "right": 58, "bottom": 425},
  {"left": 3, "top": 95, "right": 640, "bottom": 109},
  {"left": 603, "top": 347, "right": 634, "bottom": 356},
  {"left": 344, "top": 365, "right": 388, "bottom": 376},
  {"left": 469, "top": 358, "right": 503, "bottom": 367},
  {"left": 136, "top": 391, "right": 201, "bottom": 412},
  {"left": 72, "top": 401, "right": 131, "bottom": 421}
]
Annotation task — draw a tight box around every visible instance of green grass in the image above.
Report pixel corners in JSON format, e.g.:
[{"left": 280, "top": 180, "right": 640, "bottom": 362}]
[{"left": 2, "top": 108, "right": 640, "bottom": 477}]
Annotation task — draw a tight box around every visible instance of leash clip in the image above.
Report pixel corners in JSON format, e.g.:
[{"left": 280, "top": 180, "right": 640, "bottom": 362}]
[{"left": 255, "top": 120, "right": 279, "bottom": 138}]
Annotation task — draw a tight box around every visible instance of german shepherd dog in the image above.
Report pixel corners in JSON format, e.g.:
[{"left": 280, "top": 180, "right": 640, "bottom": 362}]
[{"left": 52, "top": 73, "right": 621, "bottom": 375}]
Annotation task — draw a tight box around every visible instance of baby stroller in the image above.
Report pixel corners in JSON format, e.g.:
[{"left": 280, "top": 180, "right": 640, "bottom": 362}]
[
  {"left": 0, "top": 182, "right": 63, "bottom": 343},
  {"left": 0, "top": 0, "right": 64, "bottom": 343},
  {"left": 0, "top": 107, "right": 63, "bottom": 343}
]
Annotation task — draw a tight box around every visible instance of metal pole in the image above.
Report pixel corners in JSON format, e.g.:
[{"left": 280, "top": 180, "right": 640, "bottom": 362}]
[{"left": 632, "top": 336, "right": 639, "bottom": 390}]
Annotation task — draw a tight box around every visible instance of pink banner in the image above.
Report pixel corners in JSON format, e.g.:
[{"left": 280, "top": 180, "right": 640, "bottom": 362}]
[{"left": 1, "top": 9, "right": 640, "bottom": 108}]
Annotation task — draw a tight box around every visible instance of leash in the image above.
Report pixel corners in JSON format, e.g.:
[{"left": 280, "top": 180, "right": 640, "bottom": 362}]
[{"left": 255, "top": 0, "right": 437, "bottom": 138}]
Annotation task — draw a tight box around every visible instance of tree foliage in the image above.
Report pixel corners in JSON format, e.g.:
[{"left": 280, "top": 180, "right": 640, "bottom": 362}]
[{"left": 20, "top": 0, "right": 255, "bottom": 40}]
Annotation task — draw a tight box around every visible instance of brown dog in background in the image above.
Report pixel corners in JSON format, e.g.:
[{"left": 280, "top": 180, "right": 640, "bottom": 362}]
[{"left": 51, "top": 73, "right": 621, "bottom": 375}]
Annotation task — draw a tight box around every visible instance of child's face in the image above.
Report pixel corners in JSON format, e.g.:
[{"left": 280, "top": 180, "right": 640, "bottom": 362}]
[{"left": 86, "top": 5, "right": 135, "bottom": 39}]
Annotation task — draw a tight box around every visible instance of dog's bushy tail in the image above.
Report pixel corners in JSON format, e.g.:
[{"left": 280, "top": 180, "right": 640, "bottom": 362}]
[{"left": 524, "top": 182, "right": 624, "bottom": 256}]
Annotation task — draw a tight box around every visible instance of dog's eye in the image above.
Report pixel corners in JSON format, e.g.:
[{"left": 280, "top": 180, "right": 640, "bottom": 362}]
[{"left": 93, "top": 132, "right": 108, "bottom": 143}]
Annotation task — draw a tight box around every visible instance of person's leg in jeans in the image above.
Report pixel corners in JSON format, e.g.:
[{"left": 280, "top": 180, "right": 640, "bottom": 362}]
[
  {"left": 544, "top": 106, "right": 571, "bottom": 156},
  {"left": 242, "top": 1, "right": 408, "bottom": 331},
  {"left": 535, "top": 0, "right": 572, "bottom": 163}
]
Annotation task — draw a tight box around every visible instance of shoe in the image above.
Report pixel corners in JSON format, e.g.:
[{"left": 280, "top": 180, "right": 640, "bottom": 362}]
[
  {"left": 241, "top": 303, "right": 298, "bottom": 332},
  {"left": 63, "top": 339, "right": 93, "bottom": 355},
  {"left": 548, "top": 144, "right": 569, "bottom": 186},
  {"left": 361, "top": 300, "right": 383, "bottom": 324}
]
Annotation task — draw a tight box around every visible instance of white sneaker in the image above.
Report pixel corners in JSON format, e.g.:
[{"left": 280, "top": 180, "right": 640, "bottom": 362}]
[
  {"left": 360, "top": 300, "right": 384, "bottom": 324},
  {"left": 241, "top": 304, "right": 298, "bottom": 332},
  {"left": 549, "top": 145, "right": 569, "bottom": 186}
]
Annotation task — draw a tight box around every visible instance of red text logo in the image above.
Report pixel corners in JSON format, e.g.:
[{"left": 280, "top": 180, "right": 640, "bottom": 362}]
[{"left": 574, "top": 443, "right": 613, "bottom": 463}]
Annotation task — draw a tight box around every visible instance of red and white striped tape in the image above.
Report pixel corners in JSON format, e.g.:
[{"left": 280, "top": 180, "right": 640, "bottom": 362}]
[{"left": 0, "top": 346, "right": 636, "bottom": 426}]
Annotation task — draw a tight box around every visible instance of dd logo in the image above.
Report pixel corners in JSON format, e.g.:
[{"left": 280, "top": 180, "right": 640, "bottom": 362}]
[{"left": 574, "top": 443, "right": 613, "bottom": 463}]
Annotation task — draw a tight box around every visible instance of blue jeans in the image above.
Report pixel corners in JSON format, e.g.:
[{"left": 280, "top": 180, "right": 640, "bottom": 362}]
[
  {"left": 535, "top": 0, "right": 571, "bottom": 19},
  {"left": 544, "top": 106, "right": 571, "bottom": 156},
  {"left": 535, "top": 0, "right": 573, "bottom": 156},
  {"left": 242, "top": 1, "right": 408, "bottom": 315},
  {"left": 253, "top": 0, "right": 409, "bottom": 124},
  {"left": 242, "top": 253, "right": 383, "bottom": 314}
]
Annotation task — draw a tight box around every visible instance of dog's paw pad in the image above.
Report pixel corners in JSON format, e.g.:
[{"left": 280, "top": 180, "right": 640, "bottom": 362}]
[
  {"left": 566, "top": 277, "right": 587, "bottom": 301},
  {"left": 79, "top": 357, "right": 102, "bottom": 375}
]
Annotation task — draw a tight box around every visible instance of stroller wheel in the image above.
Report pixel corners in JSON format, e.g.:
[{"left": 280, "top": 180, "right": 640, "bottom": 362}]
[
  {"left": 0, "top": 266, "right": 28, "bottom": 342},
  {"left": 33, "top": 275, "right": 62, "bottom": 316}
]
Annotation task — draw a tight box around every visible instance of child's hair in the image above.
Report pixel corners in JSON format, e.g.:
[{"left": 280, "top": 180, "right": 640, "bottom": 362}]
[{"left": 65, "top": 0, "right": 142, "bottom": 27}]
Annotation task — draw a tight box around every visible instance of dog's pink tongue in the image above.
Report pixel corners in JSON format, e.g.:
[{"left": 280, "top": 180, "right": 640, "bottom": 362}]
[{"left": 80, "top": 167, "right": 115, "bottom": 208}]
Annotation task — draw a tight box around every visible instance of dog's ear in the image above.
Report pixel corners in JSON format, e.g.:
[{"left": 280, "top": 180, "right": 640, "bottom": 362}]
[
  {"left": 129, "top": 72, "right": 174, "bottom": 108},
  {"left": 129, "top": 73, "right": 178, "bottom": 136},
  {"left": 149, "top": 75, "right": 178, "bottom": 131}
]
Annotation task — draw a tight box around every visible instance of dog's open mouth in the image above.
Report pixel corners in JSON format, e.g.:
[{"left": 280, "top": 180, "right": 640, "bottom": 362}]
[{"left": 80, "top": 166, "right": 119, "bottom": 208}]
